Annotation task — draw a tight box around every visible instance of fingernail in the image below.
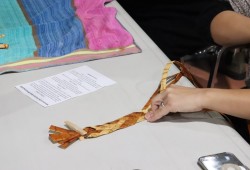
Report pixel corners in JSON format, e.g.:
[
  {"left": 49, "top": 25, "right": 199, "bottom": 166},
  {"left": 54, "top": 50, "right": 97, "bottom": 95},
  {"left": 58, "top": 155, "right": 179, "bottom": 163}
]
[{"left": 145, "top": 112, "right": 152, "bottom": 120}]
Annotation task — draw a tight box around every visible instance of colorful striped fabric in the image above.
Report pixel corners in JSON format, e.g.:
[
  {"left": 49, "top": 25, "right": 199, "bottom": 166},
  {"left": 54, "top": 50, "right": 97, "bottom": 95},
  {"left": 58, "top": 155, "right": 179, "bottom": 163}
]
[{"left": 0, "top": 0, "right": 140, "bottom": 74}]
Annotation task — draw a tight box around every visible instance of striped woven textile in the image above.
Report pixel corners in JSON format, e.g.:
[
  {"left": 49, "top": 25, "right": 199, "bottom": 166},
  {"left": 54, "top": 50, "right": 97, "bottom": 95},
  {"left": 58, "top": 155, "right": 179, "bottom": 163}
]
[{"left": 0, "top": 0, "right": 140, "bottom": 74}]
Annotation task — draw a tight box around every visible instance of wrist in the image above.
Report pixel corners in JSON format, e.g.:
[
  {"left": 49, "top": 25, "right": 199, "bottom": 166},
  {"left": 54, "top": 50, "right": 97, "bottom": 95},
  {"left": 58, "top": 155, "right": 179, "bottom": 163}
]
[{"left": 199, "top": 88, "right": 211, "bottom": 110}]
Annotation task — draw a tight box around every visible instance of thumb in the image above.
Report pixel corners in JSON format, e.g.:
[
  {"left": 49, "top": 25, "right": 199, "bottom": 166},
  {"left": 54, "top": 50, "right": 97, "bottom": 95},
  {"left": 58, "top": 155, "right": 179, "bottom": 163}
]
[{"left": 146, "top": 106, "right": 170, "bottom": 122}]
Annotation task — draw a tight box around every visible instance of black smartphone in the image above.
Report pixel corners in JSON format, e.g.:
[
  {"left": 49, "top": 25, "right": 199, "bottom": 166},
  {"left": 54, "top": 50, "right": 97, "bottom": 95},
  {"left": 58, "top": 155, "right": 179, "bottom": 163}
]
[{"left": 197, "top": 152, "right": 249, "bottom": 170}]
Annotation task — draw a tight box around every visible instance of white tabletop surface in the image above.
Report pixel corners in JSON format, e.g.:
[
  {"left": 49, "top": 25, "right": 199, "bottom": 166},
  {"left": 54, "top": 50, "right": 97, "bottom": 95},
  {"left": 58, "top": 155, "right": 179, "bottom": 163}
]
[{"left": 0, "top": 1, "right": 249, "bottom": 170}]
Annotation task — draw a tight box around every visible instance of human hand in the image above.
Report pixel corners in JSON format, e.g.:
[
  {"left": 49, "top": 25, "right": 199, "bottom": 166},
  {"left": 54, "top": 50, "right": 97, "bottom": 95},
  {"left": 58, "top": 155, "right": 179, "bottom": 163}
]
[{"left": 145, "top": 85, "right": 205, "bottom": 122}]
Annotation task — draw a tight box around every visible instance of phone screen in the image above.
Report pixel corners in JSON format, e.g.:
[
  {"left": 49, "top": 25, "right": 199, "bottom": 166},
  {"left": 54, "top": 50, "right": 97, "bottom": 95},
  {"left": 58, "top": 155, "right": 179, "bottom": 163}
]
[{"left": 198, "top": 152, "right": 248, "bottom": 170}]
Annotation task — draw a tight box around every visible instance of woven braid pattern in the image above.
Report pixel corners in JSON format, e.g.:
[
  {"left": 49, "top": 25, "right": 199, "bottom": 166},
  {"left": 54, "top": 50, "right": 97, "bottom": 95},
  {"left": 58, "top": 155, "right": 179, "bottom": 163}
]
[{"left": 49, "top": 61, "right": 195, "bottom": 148}]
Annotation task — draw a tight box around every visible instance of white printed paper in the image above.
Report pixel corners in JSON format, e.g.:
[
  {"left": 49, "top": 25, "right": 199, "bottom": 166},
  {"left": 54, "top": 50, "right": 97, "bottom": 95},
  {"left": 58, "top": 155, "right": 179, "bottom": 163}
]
[{"left": 16, "top": 66, "right": 116, "bottom": 107}]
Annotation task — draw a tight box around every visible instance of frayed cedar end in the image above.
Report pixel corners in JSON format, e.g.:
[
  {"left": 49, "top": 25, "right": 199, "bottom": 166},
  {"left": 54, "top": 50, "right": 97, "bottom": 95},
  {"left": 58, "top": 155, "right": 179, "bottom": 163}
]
[{"left": 49, "top": 125, "right": 81, "bottom": 149}]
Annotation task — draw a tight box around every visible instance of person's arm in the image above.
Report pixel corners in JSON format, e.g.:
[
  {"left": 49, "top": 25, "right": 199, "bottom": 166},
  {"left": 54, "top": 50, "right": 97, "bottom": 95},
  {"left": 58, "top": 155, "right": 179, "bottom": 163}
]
[
  {"left": 145, "top": 85, "right": 250, "bottom": 122},
  {"left": 202, "top": 87, "right": 250, "bottom": 119},
  {"left": 211, "top": 11, "right": 250, "bottom": 46}
]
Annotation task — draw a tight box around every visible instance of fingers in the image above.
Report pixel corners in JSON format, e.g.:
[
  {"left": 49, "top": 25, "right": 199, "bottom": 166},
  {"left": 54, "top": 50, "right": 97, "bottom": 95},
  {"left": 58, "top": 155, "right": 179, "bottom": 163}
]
[
  {"left": 151, "top": 91, "right": 167, "bottom": 106},
  {"left": 145, "top": 85, "right": 201, "bottom": 122},
  {"left": 145, "top": 107, "right": 169, "bottom": 122},
  {"left": 145, "top": 84, "right": 178, "bottom": 122},
  {"left": 145, "top": 103, "right": 170, "bottom": 122},
  {"left": 150, "top": 100, "right": 163, "bottom": 112}
]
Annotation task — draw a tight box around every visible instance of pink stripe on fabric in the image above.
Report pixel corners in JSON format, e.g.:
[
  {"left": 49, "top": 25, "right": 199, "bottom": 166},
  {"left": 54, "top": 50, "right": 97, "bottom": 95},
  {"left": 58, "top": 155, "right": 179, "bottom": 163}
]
[
  {"left": 0, "top": 46, "right": 141, "bottom": 74},
  {"left": 74, "top": 0, "right": 134, "bottom": 50}
]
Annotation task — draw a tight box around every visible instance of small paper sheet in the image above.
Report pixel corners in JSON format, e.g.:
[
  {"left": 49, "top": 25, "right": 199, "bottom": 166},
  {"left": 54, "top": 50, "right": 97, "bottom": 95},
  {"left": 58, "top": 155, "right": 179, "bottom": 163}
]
[{"left": 16, "top": 66, "right": 116, "bottom": 107}]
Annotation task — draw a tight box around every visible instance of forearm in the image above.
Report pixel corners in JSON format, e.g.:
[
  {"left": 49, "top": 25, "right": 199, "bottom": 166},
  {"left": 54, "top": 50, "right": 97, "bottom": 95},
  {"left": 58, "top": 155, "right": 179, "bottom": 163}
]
[{"left": 202, "top": 88, "right": 250, "bottom": 119}]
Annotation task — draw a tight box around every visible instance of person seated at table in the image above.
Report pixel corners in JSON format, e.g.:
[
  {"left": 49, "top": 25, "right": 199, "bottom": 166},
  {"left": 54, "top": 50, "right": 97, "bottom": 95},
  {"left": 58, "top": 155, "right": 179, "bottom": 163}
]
[
  {"left": 118, "top": 0, "right": 250, "bottom": 142},
  {"left": 145, "top": 85, "right": 250, "bottom": 143},
  {"left": 117, "top": 0, "right": 250, "bottom": 60}
]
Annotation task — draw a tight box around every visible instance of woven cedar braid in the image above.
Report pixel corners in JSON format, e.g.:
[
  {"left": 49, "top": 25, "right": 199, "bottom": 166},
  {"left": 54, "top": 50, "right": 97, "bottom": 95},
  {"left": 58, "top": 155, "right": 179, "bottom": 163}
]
[{"left": 49, "top": 61, "right": 196, "bottom": 148}]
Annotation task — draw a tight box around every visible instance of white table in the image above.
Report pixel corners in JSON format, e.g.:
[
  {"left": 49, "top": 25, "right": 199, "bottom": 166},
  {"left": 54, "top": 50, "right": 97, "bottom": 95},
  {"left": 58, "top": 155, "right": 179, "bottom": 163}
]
[{"left": 0, "top": 1, "right": 249, "bottom": 170}]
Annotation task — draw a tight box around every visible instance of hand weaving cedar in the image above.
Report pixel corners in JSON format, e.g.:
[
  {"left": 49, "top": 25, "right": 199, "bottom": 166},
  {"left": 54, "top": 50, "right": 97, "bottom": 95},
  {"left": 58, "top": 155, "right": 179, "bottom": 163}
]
[{"left": 49, "top": 61, "right": 196, "bottom": 149}]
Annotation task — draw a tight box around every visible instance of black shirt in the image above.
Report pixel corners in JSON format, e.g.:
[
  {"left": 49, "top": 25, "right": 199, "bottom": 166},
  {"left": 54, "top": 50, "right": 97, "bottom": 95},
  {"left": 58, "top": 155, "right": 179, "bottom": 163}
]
[{"left": 117, "top": 0, "right": 233, "bottom": 60}]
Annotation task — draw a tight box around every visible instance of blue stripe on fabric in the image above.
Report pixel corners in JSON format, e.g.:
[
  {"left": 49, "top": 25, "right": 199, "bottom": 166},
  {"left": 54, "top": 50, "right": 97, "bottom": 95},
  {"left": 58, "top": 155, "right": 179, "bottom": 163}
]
[
  {"left": 20, "top": 0, "right": 86, "bottom": 57},
  {"left": 0, "top": 0, "right": 36, "bottom": 65}
]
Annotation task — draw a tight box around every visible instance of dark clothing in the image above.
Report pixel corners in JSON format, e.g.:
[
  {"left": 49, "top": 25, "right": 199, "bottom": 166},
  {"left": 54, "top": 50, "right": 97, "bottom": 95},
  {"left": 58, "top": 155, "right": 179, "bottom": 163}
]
[{"left": 117, "top": 0, "right": 233, "bottom": 60}]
